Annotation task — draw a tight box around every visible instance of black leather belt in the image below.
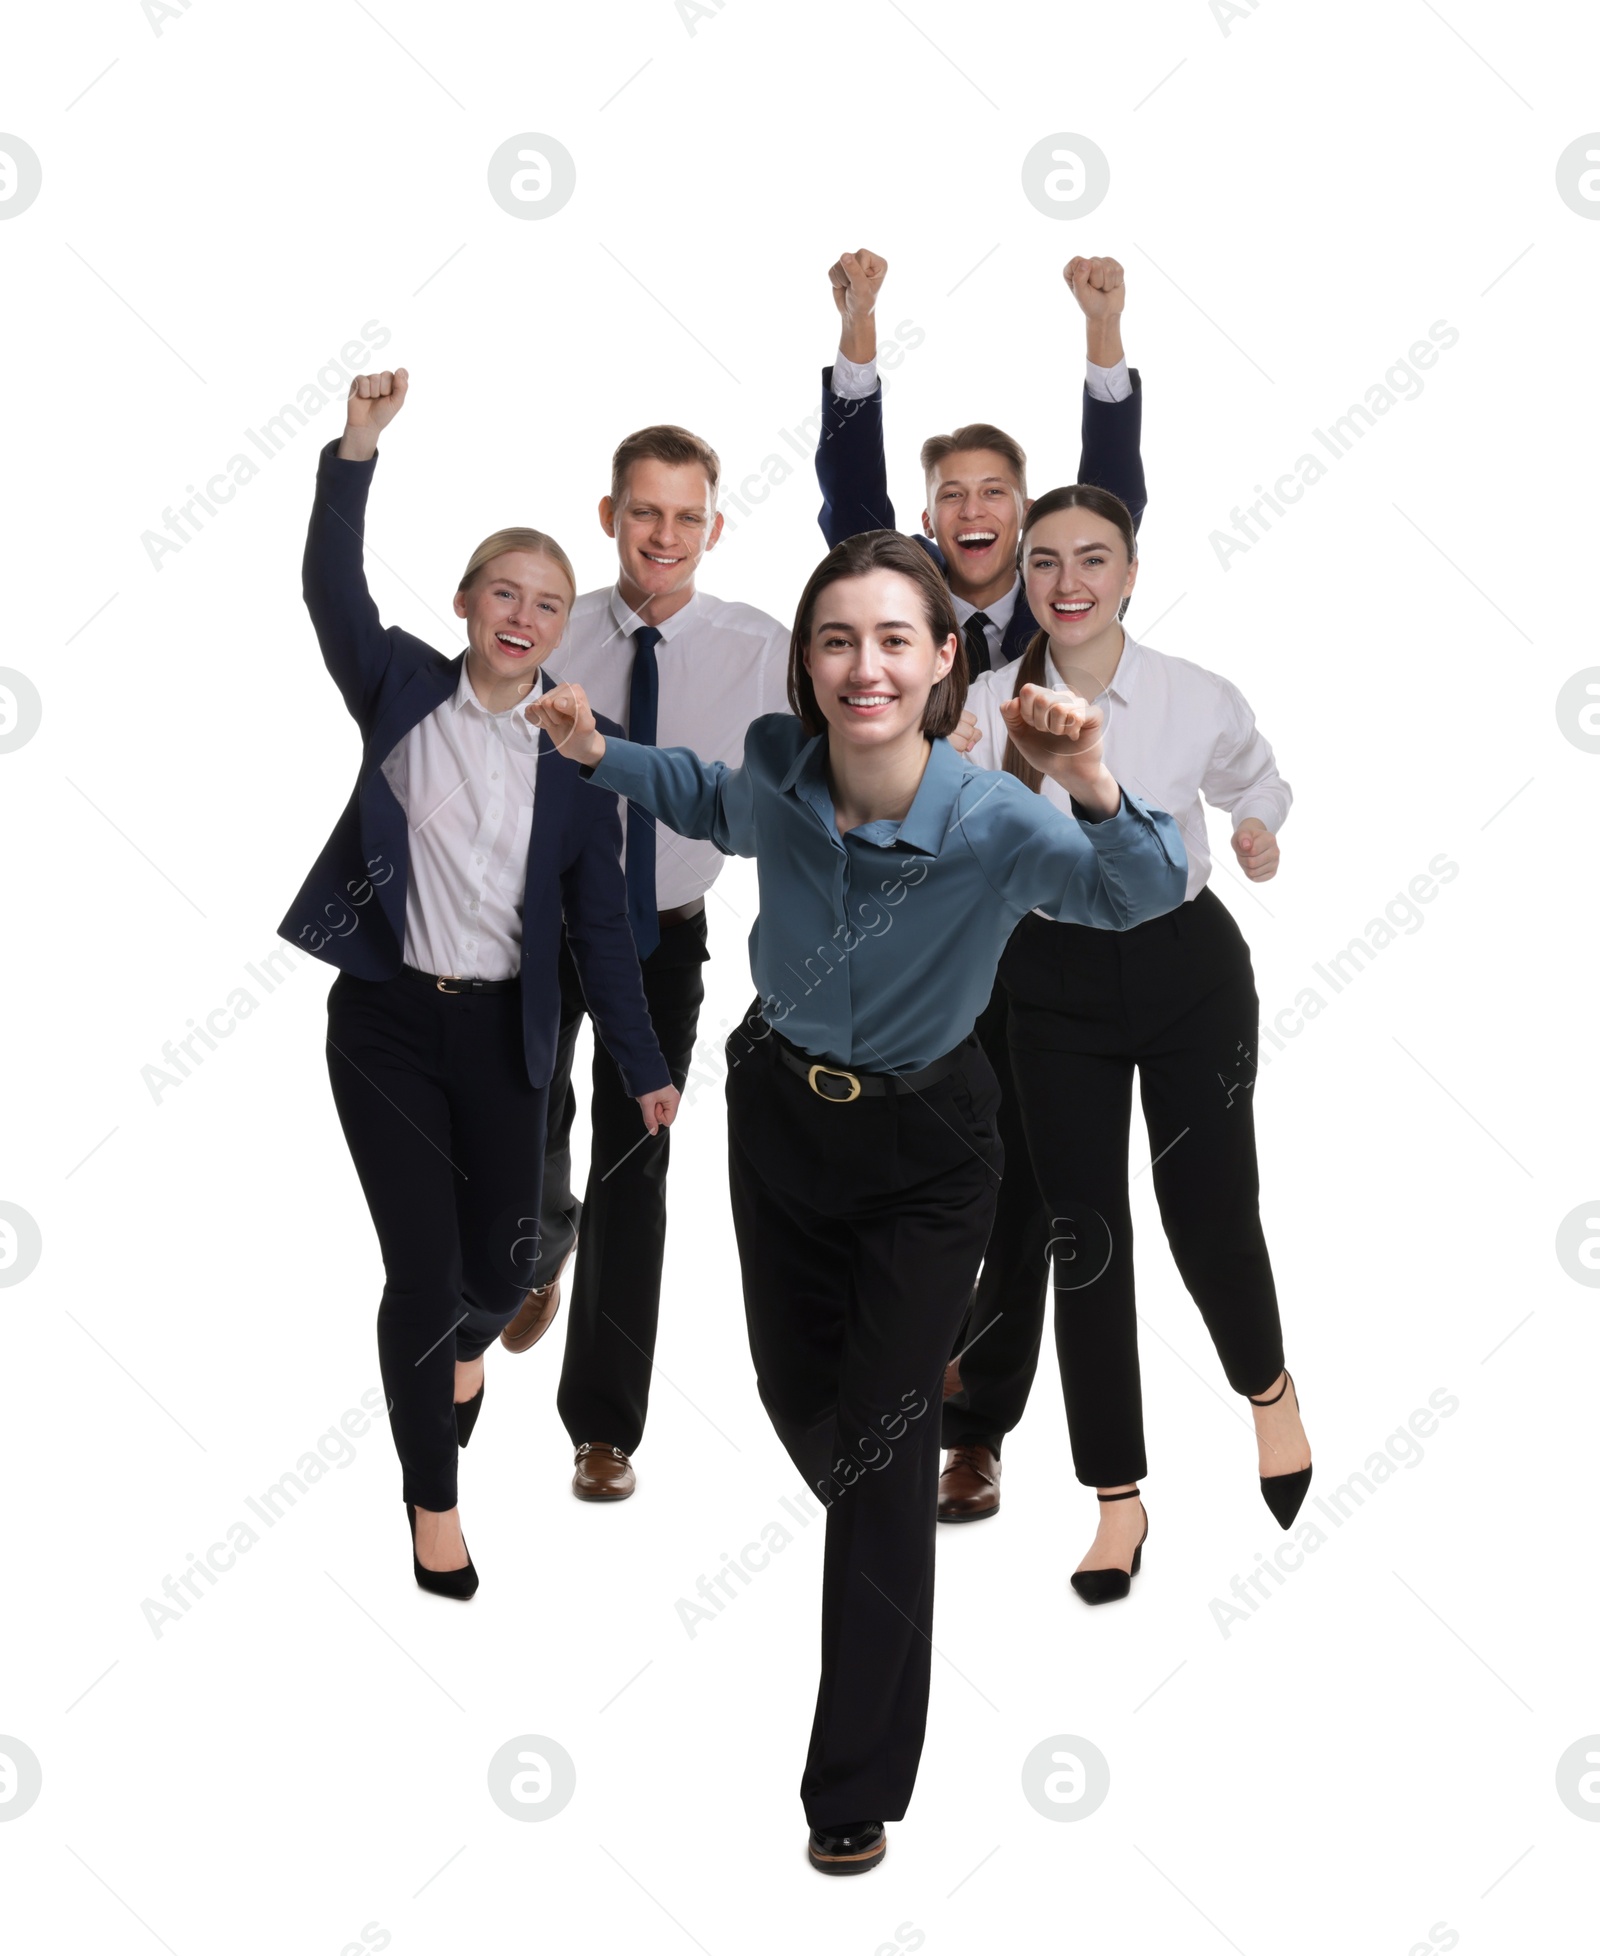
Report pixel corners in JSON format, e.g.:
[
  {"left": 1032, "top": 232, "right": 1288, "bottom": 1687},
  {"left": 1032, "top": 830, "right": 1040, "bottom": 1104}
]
[
  {"left": 658, "top": 897, "right": 706, "bottom": 929},
  {"left": 399, "top": 965, "right": 519, "bottom": 996},
  {"left": 771, "top": 1026, "right": 971, "bottom": 1103}
]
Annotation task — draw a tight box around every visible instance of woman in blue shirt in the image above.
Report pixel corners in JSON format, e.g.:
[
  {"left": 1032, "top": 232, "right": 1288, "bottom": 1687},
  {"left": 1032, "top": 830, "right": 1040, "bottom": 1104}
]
[{"left": 527, "top": 529, "right": 1185, "bottom": 1874}]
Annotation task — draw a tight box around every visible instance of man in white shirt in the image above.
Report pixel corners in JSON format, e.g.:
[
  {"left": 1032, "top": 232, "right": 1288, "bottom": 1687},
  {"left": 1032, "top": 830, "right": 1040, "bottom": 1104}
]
[{"left": 498, "top": 423, "right": 789, "bottom": 1502}]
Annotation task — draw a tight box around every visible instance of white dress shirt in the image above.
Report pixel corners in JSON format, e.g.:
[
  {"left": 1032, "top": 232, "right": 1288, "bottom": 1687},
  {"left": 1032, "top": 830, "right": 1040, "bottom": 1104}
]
[
  {"left": 829, "top": 350, "right": 1133, "bottom": 669},
  {"left": 966, "top": 636, "right": 1292, "bottom": 904},
  {"left": 551, "top": 584, "right": 790, "bottom": 911},
  {"left": 379, "top": 663, "right": 541, "bottom": 980}
]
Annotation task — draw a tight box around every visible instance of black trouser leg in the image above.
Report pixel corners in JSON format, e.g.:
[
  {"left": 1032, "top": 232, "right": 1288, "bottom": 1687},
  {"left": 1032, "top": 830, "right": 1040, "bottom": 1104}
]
[
  {"left": 1139, "top": 964, "right": 1284, "bottom": 1397},
  {"left": 941, "top": 979, "right": 1054, "bottom": 1454},
  {"left": 1005, "top": 1038, "right": 1146, "bottom": 1486},
  {"left": 533, "top": 992, "right": 584, "bottom": 1286},
  {"left": 326, "top": 973, "right": 549, "bottom": 1512},
  {"left": 555, "top": 913, "right": 707, "bottom": 1453},
  {"left": 725, "top": 1014, "right": 1001, "bottom": 1827}
]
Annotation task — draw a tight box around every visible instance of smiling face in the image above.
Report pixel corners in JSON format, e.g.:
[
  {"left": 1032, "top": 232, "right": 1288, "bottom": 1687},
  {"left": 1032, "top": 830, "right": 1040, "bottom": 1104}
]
[
  {"left": 453, "top": 550, "right": 572, "bottom": 692},
  {"left": 601, "top": 457, "right": 724, "bottom": 619},
  {"left": 1023, "top": 507, "right": 1137, "bottom": 650},
  {"left": 922, "top": 448, "right": 1028, "bottom": 605},
  {"left": 801, "top": 568, "right": 957, "bottom": 753}
]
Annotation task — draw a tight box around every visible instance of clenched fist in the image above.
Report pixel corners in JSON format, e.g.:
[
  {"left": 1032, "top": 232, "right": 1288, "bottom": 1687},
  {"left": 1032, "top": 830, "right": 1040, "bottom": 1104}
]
[
  {"left": 339, "top": 369, "right": 409, "bottom": 462},
  {"left": 524, "top": 680, "right": 605, "bottom": 767},
  {"left": 1001, "top": 681, "right": 1118, "bottom": 815},
  {"left": 829, "top": 247, "right": 887, "bottom": 364},
  {"left": 1231, "top": 818, "right": 1280, "bottom": 882},
  {"left": 1064, "top": 258, "right": 1126, "bottom": 368}
]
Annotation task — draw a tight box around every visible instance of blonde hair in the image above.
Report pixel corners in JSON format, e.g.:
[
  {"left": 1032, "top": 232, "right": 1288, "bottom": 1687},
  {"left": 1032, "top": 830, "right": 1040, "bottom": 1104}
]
[{"left": 457, "top": 529, "right": 577, "bottom": 600}]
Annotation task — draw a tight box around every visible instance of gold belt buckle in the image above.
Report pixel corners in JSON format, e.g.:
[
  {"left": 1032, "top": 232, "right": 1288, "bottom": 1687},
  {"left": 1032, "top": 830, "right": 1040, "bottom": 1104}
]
[
  {"left": 807, "top": 1062, "right": 862, "bottom": 1104},
  {"left": 436, "top": 977, "right": 462, "bottom": 995}
]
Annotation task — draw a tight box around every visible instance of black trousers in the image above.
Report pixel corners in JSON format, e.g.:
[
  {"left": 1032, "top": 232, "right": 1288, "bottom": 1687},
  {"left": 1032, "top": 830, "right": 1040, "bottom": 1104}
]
[
  {"left": 326, "top": 970, "right": 550, "bottom": 1513},
  {"left": 540, "top": 910, "right": 708, "bottom": 1454},
  {"left": 724, "top": 1006, "right": 1003, "bottom": 1827},
  {"left": 949, "top": 889, "right": 1285, "bottom": 1486}
]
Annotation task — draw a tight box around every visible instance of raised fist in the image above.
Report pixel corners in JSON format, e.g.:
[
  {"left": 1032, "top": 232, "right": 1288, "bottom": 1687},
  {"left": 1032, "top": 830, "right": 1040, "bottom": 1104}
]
[
  {"left": 524, "top": 680, "right": 605, "bottom": 768},
  {"left": 1064, "top": 257, "right": 1125, "bottom": 322},
  {"left": 339, "top": 369, "right": 409, "bottom": 461},
  {"left": 829, "top": 249, "right": 888, "bottom": 322}
]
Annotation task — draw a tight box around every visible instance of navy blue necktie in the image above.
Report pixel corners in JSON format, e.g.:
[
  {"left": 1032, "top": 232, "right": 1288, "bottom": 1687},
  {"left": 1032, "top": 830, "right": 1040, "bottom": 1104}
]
[
  {"left": 963, "top": 612, "right": 993, "bottom": 679},
  {"left": 624, "top": 625, "right": 662, "bottom": 959}
]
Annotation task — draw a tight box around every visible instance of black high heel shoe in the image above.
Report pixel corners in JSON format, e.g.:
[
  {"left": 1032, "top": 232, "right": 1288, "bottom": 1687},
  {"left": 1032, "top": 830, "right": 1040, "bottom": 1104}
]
[
  {"left": 405, "top": 1502, "right": 479, "bottom": 1600},
  {"left": 1249, "top": 1370, "right": 1312, "bottom": 1529},
  {"left": 454, "top": 1383, "right": 484, "bottom": 1447},
  {"left": 1070, "top": 1488, "right": 1148, "bottom": 1606}
]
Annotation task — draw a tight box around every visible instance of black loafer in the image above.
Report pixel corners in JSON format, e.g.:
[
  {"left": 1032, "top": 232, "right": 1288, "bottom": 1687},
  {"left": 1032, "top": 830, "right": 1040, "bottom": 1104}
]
[{"left": 808, "top": 1820, "right": 886, "bottom": 1875}]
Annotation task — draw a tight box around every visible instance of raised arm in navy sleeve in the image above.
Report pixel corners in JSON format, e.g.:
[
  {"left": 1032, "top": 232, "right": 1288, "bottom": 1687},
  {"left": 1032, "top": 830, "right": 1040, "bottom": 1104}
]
[
  {"left": 1078, "top": 369, "right": 1147, "bottom": 534},
  {"left": 302, "top": 440, "right": 437, "bottom": 724},
  {"left": 815, "top": 367, "right": 896, "bottom": 547}
]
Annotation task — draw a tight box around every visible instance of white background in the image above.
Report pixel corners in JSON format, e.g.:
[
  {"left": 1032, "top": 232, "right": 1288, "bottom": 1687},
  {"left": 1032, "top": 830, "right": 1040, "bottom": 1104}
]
[{"left": 2, "top": 1, "right": 1597, "bottom": 1950}]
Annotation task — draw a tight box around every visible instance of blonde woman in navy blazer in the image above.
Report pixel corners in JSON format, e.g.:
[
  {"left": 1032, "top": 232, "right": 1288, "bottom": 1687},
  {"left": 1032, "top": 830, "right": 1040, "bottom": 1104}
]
[{"left": 279, "top": 368, "right": 676, "bottom": 1598}]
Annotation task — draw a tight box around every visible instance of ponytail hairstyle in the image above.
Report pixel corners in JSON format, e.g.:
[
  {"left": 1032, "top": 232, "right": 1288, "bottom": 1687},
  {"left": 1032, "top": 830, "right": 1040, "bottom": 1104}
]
[{"left": 1002, "top": 484, "right": 1137, "bottom": 795}]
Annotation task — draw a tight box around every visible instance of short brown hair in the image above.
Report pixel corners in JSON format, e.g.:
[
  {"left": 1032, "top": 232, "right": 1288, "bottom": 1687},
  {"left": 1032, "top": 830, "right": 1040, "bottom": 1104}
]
[
  {"left": 920, "top": 421, "right": 1028, "bottom": 495},
  {"left": 609, "top": 424, "right": 721, "bottom": 505},
  {"left": 458, "top": 528, "right": 576, "bottom": 599},
  {"left": 787, "top": 531, "right": 966, "bottom": 740}
]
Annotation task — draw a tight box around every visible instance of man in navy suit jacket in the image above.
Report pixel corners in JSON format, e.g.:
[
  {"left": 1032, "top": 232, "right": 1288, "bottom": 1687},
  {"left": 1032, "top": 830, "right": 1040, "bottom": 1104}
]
[
  {"left": 811, "top": 251, "right": 1150, "bottom": 1524},
  {"left": 815, "top": 250, "right": 1144, "bottom": 675}
]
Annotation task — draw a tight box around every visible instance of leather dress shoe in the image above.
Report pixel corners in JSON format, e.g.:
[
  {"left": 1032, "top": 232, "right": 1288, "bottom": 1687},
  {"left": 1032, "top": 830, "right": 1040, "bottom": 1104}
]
[
  {"left": 500, "top": 1260, "right": 568, "bottom": 1354},
  {"left": 808, "top": 1820, "right": 886, "bottom": 1875},
  {"left": 572, "top": 1442, "right": 636, "bottom": 1501},
  {"left": 937, "top": 1443, "right": 1000, "bottom": 1522},
  {"left": 942, "top": 1357, "right": 963, "bottom": 1401}
]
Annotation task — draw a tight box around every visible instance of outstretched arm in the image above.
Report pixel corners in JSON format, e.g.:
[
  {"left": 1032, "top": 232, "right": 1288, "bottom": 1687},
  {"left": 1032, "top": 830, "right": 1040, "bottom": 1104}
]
[
  {"left": 1067, "top": 258, "right": 1147, "bottom": 532},
  {"left": 525, "top": 683, "right": 760, "bottom": 855},
  {"left": 303, "top": 368, "right": 418, "bottom": 721},
  {"left": 816, "top": 248, "right": 896, "bottom": 546}
]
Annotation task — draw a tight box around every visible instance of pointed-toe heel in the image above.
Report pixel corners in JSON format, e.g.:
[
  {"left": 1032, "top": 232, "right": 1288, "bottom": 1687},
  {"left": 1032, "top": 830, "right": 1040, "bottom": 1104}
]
[
  {"left": 405, "top": 1501, "right": 479, "bottom": 1601},
  {"left": 1069, "top": 1488, "right": 1148, "bottom": 1607},
  {"left": 454, "top": 1383, "right": 484, "bottom": 1448},
  {"left": 1249, "top": 1370, "right": 1313, "bottom": 1530}
]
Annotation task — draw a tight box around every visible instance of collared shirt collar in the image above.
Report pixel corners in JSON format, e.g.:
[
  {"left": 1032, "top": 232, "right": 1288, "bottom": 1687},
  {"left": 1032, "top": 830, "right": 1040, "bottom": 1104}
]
[
  {"left": 1042, "top": 631, "right": 1144, "bottom": 707},
  {"left": 450, "top": 658, "right": 542, "bottom": 736},
  {"left": 951, "top": 576, "right": 1020, "bottom": 637},
  {"left": 607, "top": 582, "right": 703, "bottom": 647},
  {"left": 777, "top": 729, "right": 967, "bottom": 857}
]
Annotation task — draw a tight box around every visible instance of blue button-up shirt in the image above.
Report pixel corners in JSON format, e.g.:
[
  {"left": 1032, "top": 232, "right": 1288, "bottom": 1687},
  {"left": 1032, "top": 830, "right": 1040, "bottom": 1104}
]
[{"left": 588, "top": 715, "right": 1187, "bottom": 1072}]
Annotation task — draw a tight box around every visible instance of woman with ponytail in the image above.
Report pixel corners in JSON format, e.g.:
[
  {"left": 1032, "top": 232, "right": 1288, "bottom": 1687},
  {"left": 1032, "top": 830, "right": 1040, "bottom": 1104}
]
[{"left": 941, "top": 483, "right": 1313, "bottom": 1601}]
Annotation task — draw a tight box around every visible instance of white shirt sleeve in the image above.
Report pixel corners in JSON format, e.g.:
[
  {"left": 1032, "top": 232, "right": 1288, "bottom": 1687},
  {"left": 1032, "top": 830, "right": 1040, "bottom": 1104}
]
[
  {"left": 1085, "top": 357, "right": 1133, "bottom": 404},
  {"left": 1203, "top": 681, "right": 1292, "bottom": 834},
  {"left": 830, "top": 349, "right": 879, "bottom": 399}
]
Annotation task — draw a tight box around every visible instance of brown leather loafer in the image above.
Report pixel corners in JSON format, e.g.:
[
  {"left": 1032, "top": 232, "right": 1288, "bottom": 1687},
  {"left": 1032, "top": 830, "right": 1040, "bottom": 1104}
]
[
  {"left": 500, "top": 1262, "right": 567, "bottom": 1354},
  {"left": 572, "top": 1442, "right": 636, "bottom": 1501},
  {"left": 937, "top": 1443, "right": 1000, "bottom": 1522},
  {"left": 942, "top": 1357, "right": 964, "bottom": 1401}
]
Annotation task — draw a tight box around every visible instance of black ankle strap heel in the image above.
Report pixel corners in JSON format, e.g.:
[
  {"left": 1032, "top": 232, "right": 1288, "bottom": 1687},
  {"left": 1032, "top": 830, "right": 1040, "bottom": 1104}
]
[
  {"left": 1248, "top": 1370, "right": 1313, "bottom": 1530},
  {"left": 1070, "top": 1488, "right": 1148, "bottom": 1607}
]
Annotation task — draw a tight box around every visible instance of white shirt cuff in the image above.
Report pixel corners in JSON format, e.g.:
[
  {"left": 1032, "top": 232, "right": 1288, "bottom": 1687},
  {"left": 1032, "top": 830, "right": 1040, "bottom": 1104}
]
[
  {"left": 830, "top": 350, "right": 879, "bottom": 400},
  {"left": 1086, "top": 357, "right": 1132, "bottom": 404}
]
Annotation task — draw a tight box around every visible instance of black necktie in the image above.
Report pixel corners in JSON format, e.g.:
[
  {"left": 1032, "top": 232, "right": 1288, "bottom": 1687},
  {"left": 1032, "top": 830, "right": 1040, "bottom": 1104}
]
[
  {"left": 625, "top": 625, "right": 662, "bottom": 959},
  {"left": 963, "top": 612, "right": 993, "bottom": 679}
]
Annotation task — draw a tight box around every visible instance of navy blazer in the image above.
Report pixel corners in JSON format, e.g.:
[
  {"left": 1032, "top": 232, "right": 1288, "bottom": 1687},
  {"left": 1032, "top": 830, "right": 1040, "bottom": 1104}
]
[
  {"left": 278, "top": 442, "right": 668, "bottom": 1096},
  {"left": 815, "top": 368, "right": 1147, "bottom": 667}
]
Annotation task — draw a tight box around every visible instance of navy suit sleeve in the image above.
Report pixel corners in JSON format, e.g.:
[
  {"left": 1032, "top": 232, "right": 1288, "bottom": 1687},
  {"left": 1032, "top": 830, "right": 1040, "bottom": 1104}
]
[
  {"left": 1078, "top": 368, "right": 1147, "bottom": 534},
  {"left": 302, "top": 440, "right": 434, "bottom": 724},
  {"left": 559, "top": 717, "right": 671, "bottom": 1099},
  {"left": 815, "top": 366, "right": 896, "bottom": 546}
]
